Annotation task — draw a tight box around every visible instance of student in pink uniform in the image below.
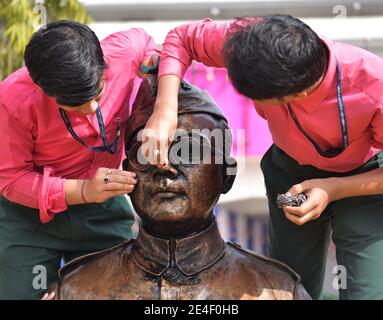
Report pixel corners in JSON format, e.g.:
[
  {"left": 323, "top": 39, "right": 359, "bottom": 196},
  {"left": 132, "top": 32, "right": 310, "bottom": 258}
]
[
  {"left": 148, "top": 15, "right": 383, "bottom": 299},
  {"left": 0, "top": 20, "right": 158, "bottom": 299}
]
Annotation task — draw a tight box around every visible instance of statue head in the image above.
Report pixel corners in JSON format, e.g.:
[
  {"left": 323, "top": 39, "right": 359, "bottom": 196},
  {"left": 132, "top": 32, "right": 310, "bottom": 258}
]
[{"left": 123, "top": 78, "right": 237, "bottom": 237}]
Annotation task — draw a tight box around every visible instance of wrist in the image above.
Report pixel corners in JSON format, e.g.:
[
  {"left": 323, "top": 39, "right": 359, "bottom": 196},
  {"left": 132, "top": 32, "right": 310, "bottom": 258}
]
[
  {"left": 155, "top": 75, "right": 180, "bottom": 112},
  {"left": 152, "top": 106, "right": 178, "bottom": 125},
  {"left": 154, "top": 99, "right": 178, "bottom": 114},
  {"left": 326, "top": 177, "right": 343, "bottom": 202},
  {"left": 81, "top": 180, "right": 90, "bottom": 204}
]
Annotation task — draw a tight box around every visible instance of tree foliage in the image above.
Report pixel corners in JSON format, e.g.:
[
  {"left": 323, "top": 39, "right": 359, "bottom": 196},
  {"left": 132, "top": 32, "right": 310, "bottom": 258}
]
[{"left": 0, "top": 0, "right": 91, "bottom": 80}]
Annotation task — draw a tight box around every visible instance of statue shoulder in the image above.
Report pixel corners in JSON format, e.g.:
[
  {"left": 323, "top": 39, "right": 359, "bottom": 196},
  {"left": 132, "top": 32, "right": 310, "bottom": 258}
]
[
  {"left": 58, "top": 240, "right": 134, "bottom": 280},
  {"left": 227, "top": 242, "right": 301, "bottom": 282}
]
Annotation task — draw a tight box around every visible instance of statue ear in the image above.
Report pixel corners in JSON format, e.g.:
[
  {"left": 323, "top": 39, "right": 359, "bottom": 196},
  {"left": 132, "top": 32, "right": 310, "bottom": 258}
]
[{"left": 222, "top": 157, "right": 237, "bottom": 194}]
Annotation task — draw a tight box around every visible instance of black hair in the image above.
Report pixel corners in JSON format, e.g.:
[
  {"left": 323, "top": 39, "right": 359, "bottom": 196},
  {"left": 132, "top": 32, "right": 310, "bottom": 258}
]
[
  {"left": 223, "top": 14, "right": 328, "bottom": 100},
  {"left": 24, "top": 20, "right": 107, "bottom": 106}
]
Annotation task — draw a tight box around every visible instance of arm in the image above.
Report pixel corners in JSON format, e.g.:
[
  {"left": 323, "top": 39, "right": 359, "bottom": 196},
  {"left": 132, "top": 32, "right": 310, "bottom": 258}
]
[
  {"left": 145, "top": 19, "right": 232, "bottom": 164},
  {"left": 0, "top": 104, "right": 137, "bottom": 223},
  {"left": 330, "top": 168, "right": 383, "bottom": 200},
  {"left": 127, "top": 27, "right": 160, "bottom": 74},
  {"left": 156, "top": 19, "right": 231, "bottom": 110},
  {"left": 142, "top": 75, "right": 180, "bottom": 164},
  {"left": 283, "top": 169, "right": 383, "bottom": 226},
  {"left": 0, "top": 103, "right": 67, "bottom": 223},
  {"left": 330, "top": 101, "right": 383, "bottom": 199},
  {"left": 105, "top": 27, "right": 159, "bottom": 77},
  {"left": 284, "top": 103, "right": 383, "bottom": 225},
  {"left": 158, "top": 18, "right": 230, "bottom": 80}
]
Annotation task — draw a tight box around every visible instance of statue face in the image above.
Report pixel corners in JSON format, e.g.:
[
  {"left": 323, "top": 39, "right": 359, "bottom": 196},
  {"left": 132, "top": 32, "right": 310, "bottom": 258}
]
[{"left": 126, "top": 113, "right": 235, "bottom": 237}]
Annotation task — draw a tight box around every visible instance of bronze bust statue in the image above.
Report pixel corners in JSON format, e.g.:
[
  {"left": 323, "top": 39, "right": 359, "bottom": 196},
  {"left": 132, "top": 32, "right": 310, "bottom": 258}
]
[{"left": 49, "top": 78, "right": 311, "bottom": 300}]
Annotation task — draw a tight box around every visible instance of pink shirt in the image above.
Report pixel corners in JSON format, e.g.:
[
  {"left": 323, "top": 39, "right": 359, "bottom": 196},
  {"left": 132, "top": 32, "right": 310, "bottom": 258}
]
[
  {"left": 159, "top": 19, "right": 383, "bottom": 173},
  {"left": 0, "top": 28, "right": 157, "bottom": 223}
]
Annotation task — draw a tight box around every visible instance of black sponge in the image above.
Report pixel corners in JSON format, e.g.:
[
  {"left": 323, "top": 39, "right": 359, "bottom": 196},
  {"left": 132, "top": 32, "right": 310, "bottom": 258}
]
[{"left": 276, "top": 193, "right": 307, "bottom": 208}]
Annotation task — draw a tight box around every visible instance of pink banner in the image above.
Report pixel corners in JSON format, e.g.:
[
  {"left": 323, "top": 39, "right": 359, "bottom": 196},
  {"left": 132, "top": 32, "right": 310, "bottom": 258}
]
[{"left": 185, "top": 63, "right": 272, "bottom": 157}]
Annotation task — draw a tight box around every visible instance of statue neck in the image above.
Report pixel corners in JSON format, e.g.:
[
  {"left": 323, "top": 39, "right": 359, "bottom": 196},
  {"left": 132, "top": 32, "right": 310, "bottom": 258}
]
[
  {"left": 132, "top": 218, "right": 225, "bottom": 277},
  {"left": 140, "top": 215, "right": 213, "bottom": 238}
]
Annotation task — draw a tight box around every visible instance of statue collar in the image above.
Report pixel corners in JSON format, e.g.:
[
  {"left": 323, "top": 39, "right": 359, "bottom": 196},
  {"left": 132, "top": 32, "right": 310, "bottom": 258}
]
[{"left": 132, "top": 219, "right": 226, "bottom": 277}]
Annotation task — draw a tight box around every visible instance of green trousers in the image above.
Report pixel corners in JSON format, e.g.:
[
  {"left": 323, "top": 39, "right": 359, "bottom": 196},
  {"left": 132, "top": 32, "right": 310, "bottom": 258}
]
[
  {"left": 0, "top": 195, "right": 134, "bottom": 300},
  {"left": 261, "top": 145, "right": 383, "bottom": 300}
]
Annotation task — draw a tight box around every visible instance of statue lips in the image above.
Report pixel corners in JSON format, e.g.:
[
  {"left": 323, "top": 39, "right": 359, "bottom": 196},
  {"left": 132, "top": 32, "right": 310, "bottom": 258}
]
[{"left": 150, "top": 186, "right": 187, "bottom": 200}]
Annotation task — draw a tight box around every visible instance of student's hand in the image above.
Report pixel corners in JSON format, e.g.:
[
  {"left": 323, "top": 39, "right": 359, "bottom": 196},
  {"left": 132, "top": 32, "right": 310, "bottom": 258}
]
[
  {"left": 283, "top": 178, "right": 338, "bottom": 225},
  {"left": 142, "top": 107, "right": 178, "bottom": 165},
  {"left": 83, "top": 168, "right": 138, "bottom": 203},
  {"left": 139, "top": 54, "right": 160, "bottom": 79},
  {"left": 42, "top": 292, "right": 55, "bottom": 300},
  {"left": 141, "top": 75, "right": 180, "bottom": 166}
]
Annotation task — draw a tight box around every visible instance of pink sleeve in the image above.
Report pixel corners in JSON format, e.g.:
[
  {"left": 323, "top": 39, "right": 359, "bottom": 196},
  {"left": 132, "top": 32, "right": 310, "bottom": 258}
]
[
  {"left": 108, "top": 28, "right": 159, "bottom": 65},
  {"left": 139, "top": 29, "right": 160, "bottom": 61},
  {"left": 127, "top": 28, "right": 159, "bottom": 62},
  {"left": 159, "top": 19, "right": 232, "bottom": 79},
  {"left": 370, "top": 103, "right": 383, "bottom": 149},
  {"left": 0, "top": 103, "right": 67, "bottom": 223}
]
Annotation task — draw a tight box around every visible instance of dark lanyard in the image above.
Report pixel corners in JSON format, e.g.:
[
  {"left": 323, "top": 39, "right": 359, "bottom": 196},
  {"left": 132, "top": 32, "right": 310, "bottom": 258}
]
[
  {"left": 59, "top": 106, "right": 120, "bottom": 154},
  {"left": 287, "top": 61, "right": 349, "bottom": 158}
]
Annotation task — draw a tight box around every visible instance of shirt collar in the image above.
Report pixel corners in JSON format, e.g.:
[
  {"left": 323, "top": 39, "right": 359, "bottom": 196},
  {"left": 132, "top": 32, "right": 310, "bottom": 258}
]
[
  {"left": 131, "top": 218, "right": 226, "bottom": 277},
  {"left": 292, "top": 36, "right": 337, "bottom": 114}
]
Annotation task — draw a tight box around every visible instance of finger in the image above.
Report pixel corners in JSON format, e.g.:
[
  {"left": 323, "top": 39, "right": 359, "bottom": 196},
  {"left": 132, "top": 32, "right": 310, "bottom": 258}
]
[
  {"left": 116, "top": 170, "right": 137, "bottom": 178},
  {"left": 151, "top": 139, "right": 169, "bottom": 167},
  {"left": 142, "top": 57, "right": 151, "bottom": 67},
  {"left": 152, "top": 54, "right": 160, "bottom": 66},
  {"left": 120, "top": 188, "right": 134, "bottom": 195},
  {"left": 115, "top": 189, "right": 134, "bottom": 196},
  {"left": 147, "top": 135, "right": 159, "bottom": 165},
  {"left": 154, "top": 148, "right": 162, "bottom": 165},
  {"left": 285, "top": 209, "right": 319, "bottom": 226},
  {"left": 138, "top": 58, "right": 151, "bottom": 78},
  {"left": 105, "top": 175, "right": 138, "bottom": 185},
  {"left": 156, "top": 125, "right": 176, "bottom": 166},
  {"left": 103, "top": 182, "right": 137, "bottom": 192},
  {"left": 285, "top": 212, "right": 305, "bottom": 225},
  {"left": 159, "top": 138, "right": 170, "bottom": 165},
  {"left": 42, "top": 292, "right": 55, "bottom": 300},
  {"left": 148, "top": 54, "right": 160, "bottom": 67},
  {"left": 299, "top": 210, "right": 321, "bottom": 225},
  {"left": 284, "top": 199, "right": 316, "bottom": 217},
  {"left": 154, "top": 135, "right": 168, "bottom": 165},
  {"left": 155, "top": 149, "right": 169, "bottom": 166},
  {"left": 105, "top": 189, "right": 135, "bottom": 199},
  {"left": 283, "top": 206, "right": 307, "bottom": 218},
  {"left": 107, "top": 169, "right": 137, "bottom": 178},
  {"left": 288, "top": 183, "right": 304, "bottom": 195}
]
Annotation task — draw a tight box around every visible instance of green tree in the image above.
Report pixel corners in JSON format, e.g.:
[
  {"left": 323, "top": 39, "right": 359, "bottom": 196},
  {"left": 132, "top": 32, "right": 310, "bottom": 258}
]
[{"left": 0, "top": 0, "right": 91, "bottom": 80}]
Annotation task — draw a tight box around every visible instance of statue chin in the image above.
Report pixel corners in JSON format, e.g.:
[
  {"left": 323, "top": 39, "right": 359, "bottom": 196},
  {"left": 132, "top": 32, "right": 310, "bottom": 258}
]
[
  {"left": 137, "top": 194, "right": 191, "bottom": 222},
  {"left": 144, "top": 211, "right": 189, "bottom": 221}
]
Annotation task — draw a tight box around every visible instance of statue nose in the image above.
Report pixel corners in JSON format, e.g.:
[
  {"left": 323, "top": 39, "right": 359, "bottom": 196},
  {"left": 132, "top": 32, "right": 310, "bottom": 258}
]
[{"left": 152, "top": 163, "right": 178, "bottom": 179}]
